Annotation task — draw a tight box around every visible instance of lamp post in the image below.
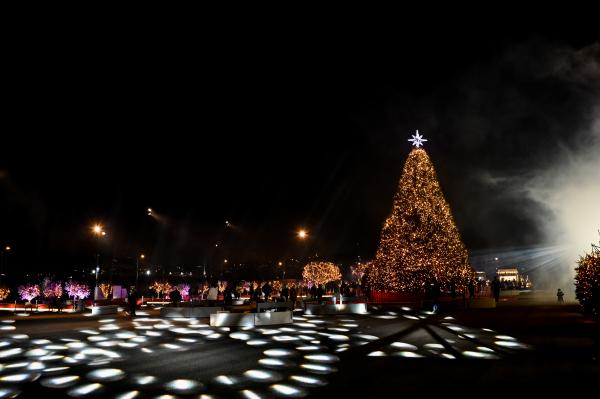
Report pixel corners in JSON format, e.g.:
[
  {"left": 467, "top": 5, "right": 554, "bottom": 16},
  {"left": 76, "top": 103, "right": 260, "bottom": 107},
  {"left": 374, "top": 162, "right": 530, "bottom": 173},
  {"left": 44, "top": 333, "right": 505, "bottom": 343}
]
[
  {"left": 296, "top": 228, "right": 308, "bottom": 271},
  {"left": 95, "top": 254, "right": 100, "bottom": 298},
  {"left": 136, "top": 254, "right": 145, "bottom": 290},
  {"left": 0, "top": 245, "right": 11, "bottom": 285},
  {"left": 278, "top": 261, "right": 285, "bottom": 281},
  {"left": 91, "top": 224, "right": 106, "bottom": 300}
]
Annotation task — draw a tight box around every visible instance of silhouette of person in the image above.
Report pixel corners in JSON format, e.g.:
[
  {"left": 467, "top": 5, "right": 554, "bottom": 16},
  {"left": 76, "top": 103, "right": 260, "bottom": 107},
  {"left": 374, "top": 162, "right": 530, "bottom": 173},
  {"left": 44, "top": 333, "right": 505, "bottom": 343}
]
[
  {"left": 316, "top": 284, "right": 324, "bottom": 303},
  {"left": 289, "top": 285, "right": 297, "bottom": 306},
  {"left": 557, "top": 288, "right": 564, "bottom": 303},
  {"left": 128, "top": 287, "right": 139, "bottom": 317},
  {"left": 262, "top": 282, "right": 273, "bottom": 301},
  {"left": 492, "top": 276, "right": 501, "bottom": 303},
  {"left": 170, "top": 288, "right": 182, "bottom": 307}
]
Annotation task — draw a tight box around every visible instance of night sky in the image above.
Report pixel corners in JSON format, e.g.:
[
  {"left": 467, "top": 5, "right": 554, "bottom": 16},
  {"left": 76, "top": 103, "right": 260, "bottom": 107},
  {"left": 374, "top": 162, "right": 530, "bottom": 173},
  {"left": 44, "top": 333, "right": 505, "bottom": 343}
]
[{"left": 1, "top": 26, "right": 598, "bottom": 281}]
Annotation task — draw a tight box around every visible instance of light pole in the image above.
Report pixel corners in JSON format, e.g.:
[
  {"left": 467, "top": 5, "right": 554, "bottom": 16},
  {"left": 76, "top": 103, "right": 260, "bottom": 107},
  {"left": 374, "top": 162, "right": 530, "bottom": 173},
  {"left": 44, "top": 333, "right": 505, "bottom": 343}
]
[
  {"left": 136, "top": 254, "right": 145, "bottom": 290},
  {"left": 95, "top": 254, "right": 100, "bottom": 298},
  {"left": 91, "top": 224, "right": 106, "bottom": 300},
  {"left": 296, "top": 228, "right": 308, "bottom": 269},
  {"left": 0, "top": 245, "right": 11, "bottom": 285},
  {"left": 278, "top": 261, "right": 285, "bottom": 281}
]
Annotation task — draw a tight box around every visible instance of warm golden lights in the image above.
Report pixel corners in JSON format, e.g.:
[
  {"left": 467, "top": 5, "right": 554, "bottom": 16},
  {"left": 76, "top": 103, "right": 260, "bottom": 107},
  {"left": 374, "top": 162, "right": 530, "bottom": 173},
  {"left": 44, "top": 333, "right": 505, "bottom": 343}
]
[
  {"left": 302, "top": 261, "right": 342, "bottom": 286},
  {"left": 297, "top": 229, "right": 308, "bottom": 239},
  {"left": 368, "top": 148, "right": 473, "bottom": 293},
  {"left": 574, "top": 238, "right": 600, "bottom": 311}
]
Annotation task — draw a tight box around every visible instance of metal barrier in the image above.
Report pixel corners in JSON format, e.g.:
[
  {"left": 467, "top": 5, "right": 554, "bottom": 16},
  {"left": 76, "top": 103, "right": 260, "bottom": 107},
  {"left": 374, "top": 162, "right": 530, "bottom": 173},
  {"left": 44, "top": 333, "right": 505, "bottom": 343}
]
[
  {"left": 90, "top": 305, "right": 119, "bottom": 316},
  {"left": 256, "top": 301, "right": 294, "bottom": 312}
]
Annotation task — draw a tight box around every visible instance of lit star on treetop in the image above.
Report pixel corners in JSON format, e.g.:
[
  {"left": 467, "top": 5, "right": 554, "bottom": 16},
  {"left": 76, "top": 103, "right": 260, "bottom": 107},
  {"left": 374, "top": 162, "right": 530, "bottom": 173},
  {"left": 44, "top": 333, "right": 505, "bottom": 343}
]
[{"left": 408, "top": 130, "right": 428, "bottom": 148}]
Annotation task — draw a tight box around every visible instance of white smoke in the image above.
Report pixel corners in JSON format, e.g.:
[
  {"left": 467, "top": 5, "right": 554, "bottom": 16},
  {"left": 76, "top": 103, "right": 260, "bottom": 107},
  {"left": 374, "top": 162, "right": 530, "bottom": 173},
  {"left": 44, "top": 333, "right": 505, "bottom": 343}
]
[
  {"left": 524, "top": 120, "right": 600, "bottom": 288},
  {"left": 478, "top": 41, "right": 600, "bottom": 291}
]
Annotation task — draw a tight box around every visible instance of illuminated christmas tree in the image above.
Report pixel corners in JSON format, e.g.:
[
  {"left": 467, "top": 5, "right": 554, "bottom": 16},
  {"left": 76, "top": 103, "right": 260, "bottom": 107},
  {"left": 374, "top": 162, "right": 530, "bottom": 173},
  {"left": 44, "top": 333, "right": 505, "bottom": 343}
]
[
  {"left": 574, "top": 237, "right": 600, "bottom": 313},
  {"left": 302, "top": 262, "right": 342, "bottom": 286},
  {"left": 368, "top": 131, "right": 473, "bottom": 293}
]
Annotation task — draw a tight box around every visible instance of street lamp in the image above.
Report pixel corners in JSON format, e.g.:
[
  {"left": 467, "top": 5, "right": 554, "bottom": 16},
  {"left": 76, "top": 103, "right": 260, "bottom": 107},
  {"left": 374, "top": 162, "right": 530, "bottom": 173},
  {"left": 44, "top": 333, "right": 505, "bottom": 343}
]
[
  {"left": 91, "top": 224, "right": 106, "bottom": 300},
  {"left": 0, "top": 245, "right": 11, "bottom": 285},
  {"left": 147, "top": 208, "right": 153, "bottom": 216},
  {"left": 136, "top": 254, "right": 145, "bottom": 289},
  {"left": 278, "top": 261, "right": 285, "bottom": 280},
  {"left": 296, "top": 229, "right": 309, "bottom": 268}
]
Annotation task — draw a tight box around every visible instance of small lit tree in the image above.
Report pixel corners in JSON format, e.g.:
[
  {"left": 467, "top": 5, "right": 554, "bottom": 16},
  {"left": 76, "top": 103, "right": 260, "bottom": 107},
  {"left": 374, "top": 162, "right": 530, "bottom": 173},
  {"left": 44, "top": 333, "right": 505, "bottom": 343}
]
[
  {"left": 175, "top": 283, "right": 190, "bottom": 297},
  {"left": 42, "top": 278, "right": 63, "bottom": 299},
  {"left": 0, "top": 287, "right": 11, "bottom": 301},
  {"left": 574, "top": 238, "right": 600, "bottom": 314},
  {"left": 150, "top": 281, "right": 172, "bottom": 298},
  {"left": 302, "top": 262, "right": 342, "bottom": 286},
  {"left": 65, "top": 281, "right": 90, "bottom": 301},
  {"left": 99, "top": 283, "right": 112, "bottom": 299},
  {"left": 18, "top": 284, "right": 41, "bottom": 302}
]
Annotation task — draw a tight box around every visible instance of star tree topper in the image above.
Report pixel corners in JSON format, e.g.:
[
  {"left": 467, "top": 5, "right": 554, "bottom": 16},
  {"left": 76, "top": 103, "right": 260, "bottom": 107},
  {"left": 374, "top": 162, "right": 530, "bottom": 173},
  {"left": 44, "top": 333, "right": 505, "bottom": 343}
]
[{"left": 408, "top": 130, "right": 428, "bottom": 148}]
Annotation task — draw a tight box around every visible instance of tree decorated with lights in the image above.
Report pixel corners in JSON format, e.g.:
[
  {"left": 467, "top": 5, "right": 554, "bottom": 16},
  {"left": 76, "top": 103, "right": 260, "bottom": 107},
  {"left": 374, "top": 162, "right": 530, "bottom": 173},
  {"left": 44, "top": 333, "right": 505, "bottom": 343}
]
[
  {"left": 574, "top": 237, "right": 600, "bottom": 313},
  {"left": 42, "top": 278, "right": 63, "bottom": 299},
  {"left": 18, "top": 284, "right": 40, "bottom": 302},
  {"left": 368, "top": 131, "right": 473, "bottom": 293},
  {"left": 302, "top": 262, "right": 342, "bottom": 286},
  {"left": 99, "top": 283, "right": 111, "bottom": 299},
  {"left": 65, "top": 280, "right": 90, "bottom": 300},
  {"left": 150, "top": 281, "right": 172, "bottom": 298},
  {"left": 0, "top": 287, "right": 11, "bottom": 301},
  {"left": 175, "top": 283, "right": 191, "bottom": 297}
]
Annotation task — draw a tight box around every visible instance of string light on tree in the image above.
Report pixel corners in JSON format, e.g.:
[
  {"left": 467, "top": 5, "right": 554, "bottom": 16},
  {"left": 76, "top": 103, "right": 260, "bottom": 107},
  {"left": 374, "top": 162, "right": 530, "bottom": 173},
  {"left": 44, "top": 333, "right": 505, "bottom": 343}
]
[
  {"left": 574, "top": 236, "right": 600, "bottom": 313},
  {"left": 302, "top": 262, "right": 342, "bottom": 286},
  {"left": 368, "top": 132, "right": 473, "bottom": 293}
]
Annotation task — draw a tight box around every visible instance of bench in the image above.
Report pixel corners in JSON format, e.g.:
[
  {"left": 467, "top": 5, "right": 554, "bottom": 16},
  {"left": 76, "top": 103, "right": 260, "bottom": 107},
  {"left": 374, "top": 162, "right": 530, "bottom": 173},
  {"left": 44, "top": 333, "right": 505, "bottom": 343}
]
[
  {"left": 304, "top": 303, "right": 368, "bottom": 315},
  {"left": 160, "top": 306, "right": 223, "bottom": 318},
  {"left": 90, "top": 305, "right": 119, "bottom": 316},
  {"left": 256, "top": 301, "right": 294, "bottom": 312},
  {"left": 210, "top": 310, "right": 293, "bottom": 327}
]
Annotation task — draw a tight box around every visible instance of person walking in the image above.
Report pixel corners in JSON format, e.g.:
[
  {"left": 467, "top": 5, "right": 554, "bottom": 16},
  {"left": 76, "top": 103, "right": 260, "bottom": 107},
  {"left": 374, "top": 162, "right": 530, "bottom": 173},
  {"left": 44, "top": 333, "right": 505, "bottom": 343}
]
[
  {"left": 170, "top": 288, "right": 182, "bottom": 307},
  {"left": 281, "top": 284, "right": 289, "bottom": 302},
  {"left": 127, "top": 287, "right": 139, "bottom": 317},
  {"left": 207, "top": 283, "right": 219, "bottom": 306},
  {"left": 492, "top": 276, "right": 501, "bottom": 304},
  {"left": 316, "top": 284, "right": 324, "bottom": 303},
  {"left": 557, "top": 288, "right": 564, "bottom": 303},
  {"left": 261, "top": 281, "right": 273, "bottom": 301},
  {"left": 289, "top": 285, "right": 297, "bottom": 307}
]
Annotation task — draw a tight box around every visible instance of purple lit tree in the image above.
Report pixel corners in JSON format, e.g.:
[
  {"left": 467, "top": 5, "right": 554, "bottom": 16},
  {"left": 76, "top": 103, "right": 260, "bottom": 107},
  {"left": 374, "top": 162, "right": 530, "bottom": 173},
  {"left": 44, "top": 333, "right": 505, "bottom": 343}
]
[
  {"left": 42, "top": 278, "right": 63, "bottom": 299},
  {"left": 18, "top": 284, "right": 41, "bottom": 302},
  {"left": 65, "top": 280, "right": 90, "bottom": 300},
  {"left": 176, "top": 283, "right": 190, "bottom": 297}
]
